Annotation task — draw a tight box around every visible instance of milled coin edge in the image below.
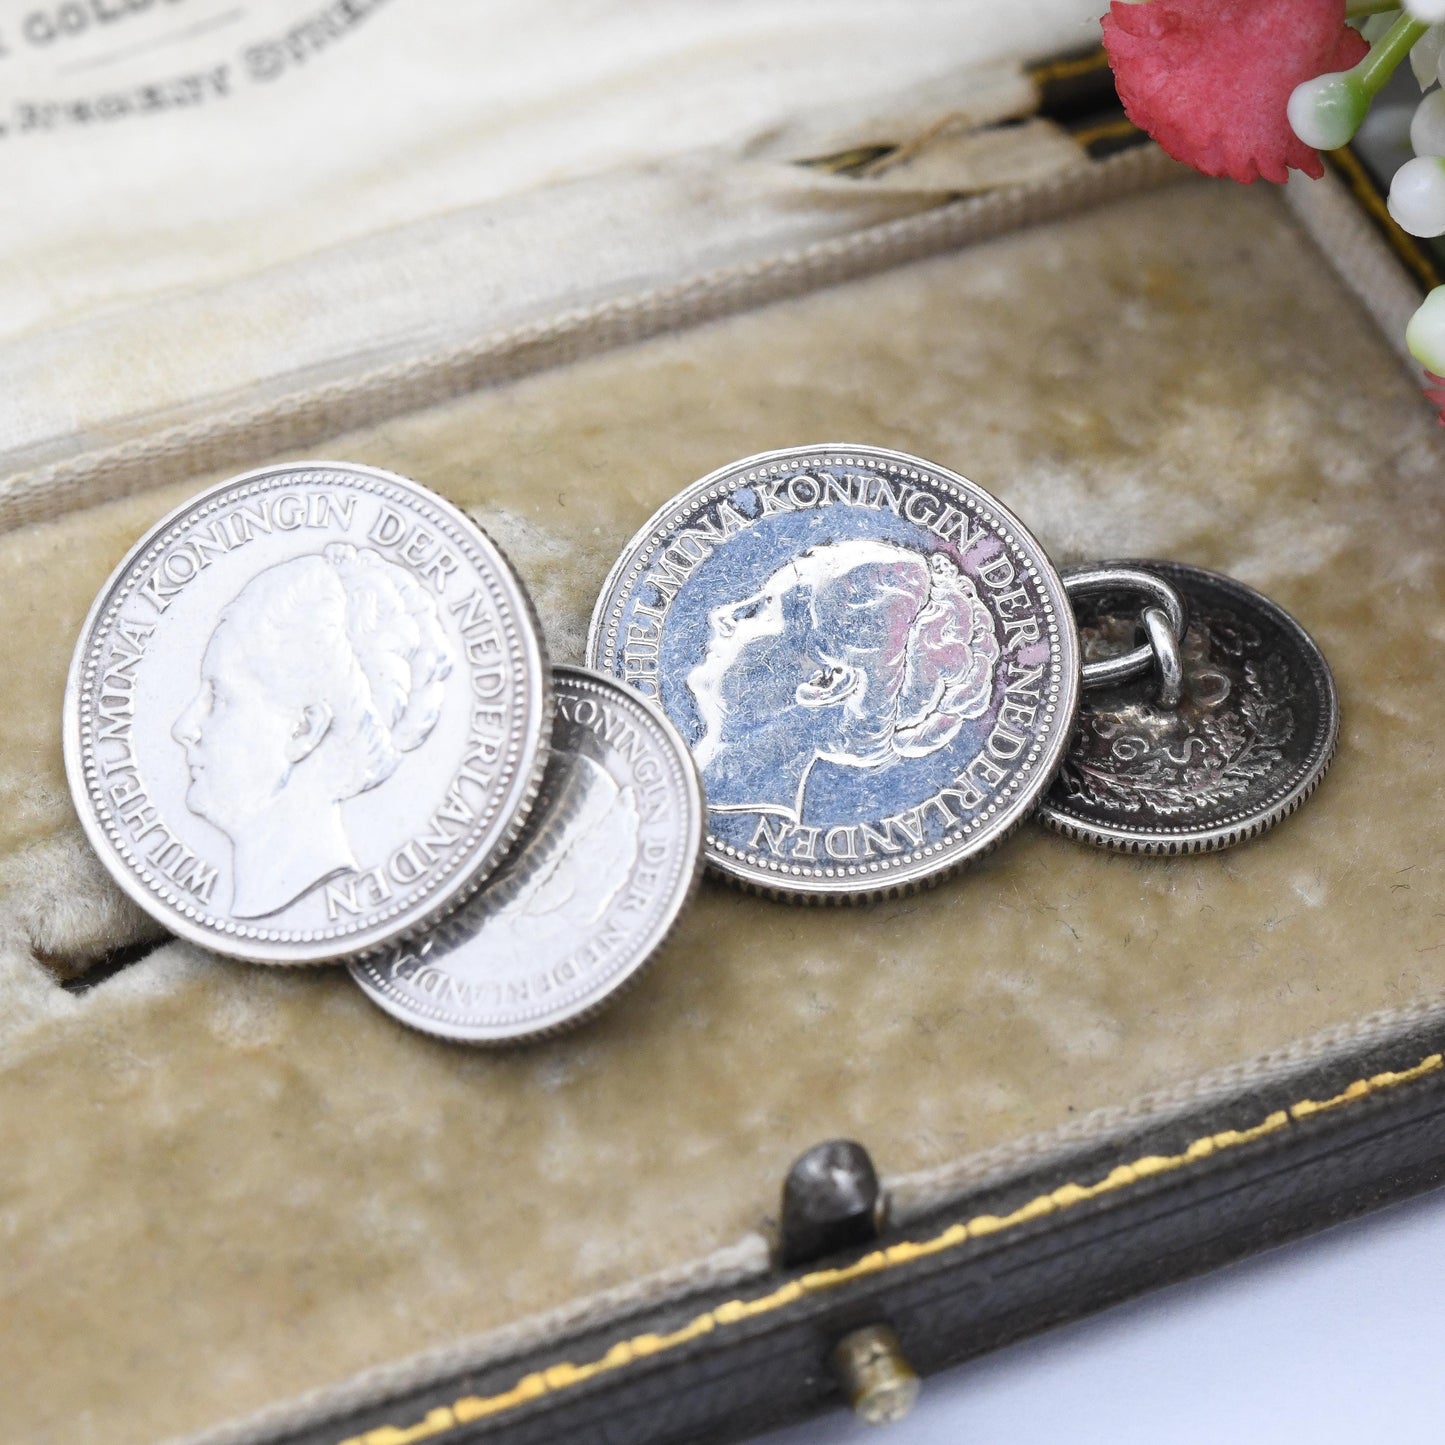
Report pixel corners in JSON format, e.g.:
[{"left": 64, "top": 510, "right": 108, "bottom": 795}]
[
  {"left": 347, "top": 664, "right": 706, "bottom": 1043},
  {"left": 584, "top": 443, "right": 1081, "bottom": 904},
  {"left": 1034, "top": 560, "right": 1341, "bottom": 855},
  {"left": 61, "top": 460, "right": 553, "bottom": 966}
]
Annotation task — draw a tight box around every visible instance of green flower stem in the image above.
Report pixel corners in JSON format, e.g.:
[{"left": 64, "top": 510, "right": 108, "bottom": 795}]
[
  {"left": 1357, "top": 13, "right": 1430, "bottom": 97},
  {"left": 1344, "top": 0, "right": 1398, "bottom": 15},
  {"left": 1287, "top": 12, "right": 1426, "bottom": 150}
]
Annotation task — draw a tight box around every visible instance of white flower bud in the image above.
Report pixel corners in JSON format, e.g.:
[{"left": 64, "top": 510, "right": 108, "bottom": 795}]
[
  {"left": 1388, "top": 154, "right": 1445, "bottom": 234},
  {"left": 1405, "top": 0, "right": 1445, "bottom": 22},
  {"left": 1405, "top": 285, "right": 1445, "bottom": 372},
  {"left": 1288, "top": 72, "right": 1368, "bottom": 151},
  {"left": 1412, "top": 23, "right": 1445, "bottom": 86},
  {"left": 1411, "top": 88, "right": 1445, "bottom": 154},
  {"left": 1363, "top": 13, "right": 1401, "bottom": 44}
]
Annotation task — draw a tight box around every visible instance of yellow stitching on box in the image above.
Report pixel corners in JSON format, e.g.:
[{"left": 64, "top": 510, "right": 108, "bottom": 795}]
[
  {"left": 337, "top": 1052, "right": 1441, "bottom": 1445},
  {"left": 1030, "top": 50, "right": 1112, "bottom": 85},
  {"left": 346, "top": 1408, "right": 459, "bottom": 1445},
  {"left": 1290, "top": 1053, "right": 1441, "bottom": 1119},
  {"left": 1070, "top": 117, "right": 1142, "bottom": 149}
]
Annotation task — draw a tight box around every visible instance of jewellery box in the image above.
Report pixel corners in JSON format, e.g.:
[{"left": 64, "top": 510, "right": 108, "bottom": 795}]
[{"left": 3, "top": 5, "right": 1443, "bottom": 1442}]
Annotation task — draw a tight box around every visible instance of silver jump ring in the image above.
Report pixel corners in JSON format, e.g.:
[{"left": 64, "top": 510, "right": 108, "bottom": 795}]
[
  {"left": 1141, "top": 605, "right": 1184, "bottom": 709},
  {"left": 1063, "top": 565, "right": 1188, "bottom": 690}
]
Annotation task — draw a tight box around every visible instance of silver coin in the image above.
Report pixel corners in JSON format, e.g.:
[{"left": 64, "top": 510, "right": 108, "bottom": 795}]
[
  {"left": 1037, "top": 561, "right": 1339, "bottom": 854},
  {"left": 63, "top": 461, "right": 551, "bottom": 964},
  {"left": 349, "top": 667, "right": 704, "bottom": 1042},
  {"left": 585, "top": 445, "right": 1079, "bottom": 900}
]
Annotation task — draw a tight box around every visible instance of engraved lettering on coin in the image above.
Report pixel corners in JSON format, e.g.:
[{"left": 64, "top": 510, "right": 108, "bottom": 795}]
[
  {"left": 350, "top": 667, "right": 703, "bottom": 1043},
  {"left": 586, "top": 445, "right": 1079, "bottom": 899},
  {"left": 1037, "top": 561, "right": 1338, "bottom": 853},
  {"left": 63, "top": 462, "right": 550, "bottom": 964}
]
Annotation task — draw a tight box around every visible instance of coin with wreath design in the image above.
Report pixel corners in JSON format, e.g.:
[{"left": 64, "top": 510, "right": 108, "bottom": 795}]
[
  {"left": 1037, "top": 561, "right": 1338, "bottom": 854},
  {"left": 586, "top": 445, "right": 1079, "bottom": 900},
  {"left": 63, "top": 461, "right": 551, "bottom": 964}
]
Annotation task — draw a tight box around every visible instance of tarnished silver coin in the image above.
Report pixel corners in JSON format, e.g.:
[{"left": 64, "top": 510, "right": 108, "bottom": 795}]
[
  {"left": 349, "top": 667, "right": 703, "bottom": 1042},
  {"left": 1038, "top": 561, "right": 1339, "bottom": 854},
  {"left": 586, "top": 445, "right": 1079, "bottom": 900},
  {"left": 63, "top": 461, "right": 551, "bottom": 964}
]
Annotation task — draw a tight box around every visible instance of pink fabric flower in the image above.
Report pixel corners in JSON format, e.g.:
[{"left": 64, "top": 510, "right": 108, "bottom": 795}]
[
  {"left": 1101, "top": 0, "right": 1369, "bottom": 184},
  {"left": 1422, "top": 370, "right": 1445, "bottom": 425}
]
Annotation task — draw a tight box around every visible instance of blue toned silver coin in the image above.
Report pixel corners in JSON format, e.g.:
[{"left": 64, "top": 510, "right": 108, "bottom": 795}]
[{"left": 585, "top": 445, "right": 1080, "bottom": 900}]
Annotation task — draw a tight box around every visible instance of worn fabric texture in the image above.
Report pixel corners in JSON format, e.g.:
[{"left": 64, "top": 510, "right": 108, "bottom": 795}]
[
  {"left": 1, "top": 0, "right": 1103, "bottom": 475},
  {"left": 2, "top": 179, "right": 1444, "bottom": 1444}
]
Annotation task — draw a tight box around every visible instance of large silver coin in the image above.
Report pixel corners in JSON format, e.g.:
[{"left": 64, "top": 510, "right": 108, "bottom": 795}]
[
  {"left": 349, "top": 667, "right": 703, "bottom": 1042},
  {"left": 1037, "top": 561, "right": 1339, "bottom": 854},
  {"left": 63, "top": 461, "right": 550, "bottom": 964},
  {"left": 586, "top": 445, "right": 1080, "bottom": 900}
]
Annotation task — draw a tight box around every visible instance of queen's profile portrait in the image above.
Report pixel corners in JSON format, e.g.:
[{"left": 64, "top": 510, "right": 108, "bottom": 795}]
[
  {"left": 686, "top": 539, "right": 1001, "bottom": 822},
  {"left": 442, "top": 751, "right": 640, "bottom": 981},
  {"left": 171, "top": 543, "right": 455, "bottom": 919}
]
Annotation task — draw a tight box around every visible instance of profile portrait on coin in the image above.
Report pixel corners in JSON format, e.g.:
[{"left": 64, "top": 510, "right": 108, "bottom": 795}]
[
  {"left": 445, "top": 752, "right": 640, "bottom": 980},
  {"left": 171, "top": 543, "right": 455, "bottom": 919},
  {"left": 686, "top": 538, "right": 1001, "bottom": 822}
]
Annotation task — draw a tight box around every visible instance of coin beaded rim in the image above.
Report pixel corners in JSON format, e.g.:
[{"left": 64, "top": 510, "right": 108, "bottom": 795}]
[
  {"left": 584, "top": 444, "right": 1080, "bottom": 901},
  {"left": 348, "top": 665, "right": 705, "bottom": 1043},
  {"left": 62, "top": 460, "right": 552, "bottom": 965},
  {"left": 1036, "top": 560, "right": 1340, "bottom": 855}
]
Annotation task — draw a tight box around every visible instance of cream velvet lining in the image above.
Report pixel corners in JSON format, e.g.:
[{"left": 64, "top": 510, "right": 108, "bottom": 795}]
[
  {"left": 4, "top": 0, "right": 1099, "bottom": 339},
  {"left": 3, "top": 179, "right": 1444, "bottom": 1444},
  {"left": 1, "top": 0, "right": 1102, "bottom": 476}
]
